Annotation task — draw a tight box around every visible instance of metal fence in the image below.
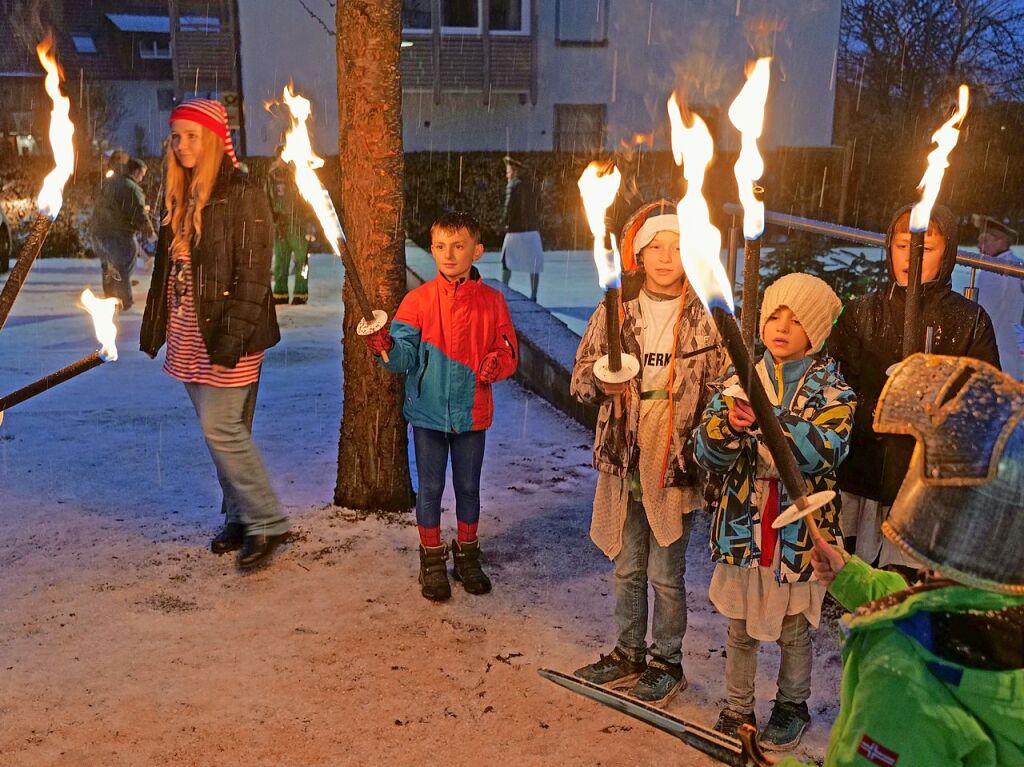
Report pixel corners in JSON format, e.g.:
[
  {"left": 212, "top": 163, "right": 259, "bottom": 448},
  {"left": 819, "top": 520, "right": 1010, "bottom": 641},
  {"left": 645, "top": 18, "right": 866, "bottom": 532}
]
[{"left": 722, "top": 203, "right": 1024, "bottom": 302}]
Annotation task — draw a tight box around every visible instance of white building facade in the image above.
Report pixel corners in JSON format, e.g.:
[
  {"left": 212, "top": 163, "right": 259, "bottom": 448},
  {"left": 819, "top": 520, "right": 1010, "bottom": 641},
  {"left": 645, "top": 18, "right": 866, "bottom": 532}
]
[{"left": 238, "top": 0, "right": 842, "bottom": 156}]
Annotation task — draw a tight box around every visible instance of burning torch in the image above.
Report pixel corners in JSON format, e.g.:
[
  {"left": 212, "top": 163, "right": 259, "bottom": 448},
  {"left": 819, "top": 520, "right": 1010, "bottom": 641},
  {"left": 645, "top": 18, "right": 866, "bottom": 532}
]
[
  {"left": 279, "top": 85, "right": 390, "bottom": 362},
  {"left": 0, "top": 290, "right": 118, "bottom": 427},
  {"left": 0, "top": 35, "right": 76, "bottom": 333},
  {"left": 727, "top": 58, "right": 771, "bottom": 350},
  {"left": 578, "top": 161, "right": 639, "bottom": 418},
  {"left": 668, "top": 94, "right": 833, "bottom": 534},
  {"left": 903, "top": 85, "right": 969, "bottom": 358}
]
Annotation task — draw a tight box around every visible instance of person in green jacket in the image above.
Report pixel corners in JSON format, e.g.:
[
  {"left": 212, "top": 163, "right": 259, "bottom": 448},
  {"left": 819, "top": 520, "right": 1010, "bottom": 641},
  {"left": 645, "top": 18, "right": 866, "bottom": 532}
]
[
  {"left": 770, "top": 353, "right": 1024, "bottom": 767},
  {"left": 266, "top": 144, "right": 316, "bottom": 305}
]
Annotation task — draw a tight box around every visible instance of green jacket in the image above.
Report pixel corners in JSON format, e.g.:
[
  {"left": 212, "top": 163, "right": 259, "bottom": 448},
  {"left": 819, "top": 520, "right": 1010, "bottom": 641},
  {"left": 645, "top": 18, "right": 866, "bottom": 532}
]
[{"left": 776, "top": 557, "right": 1024, "bottom": 767}]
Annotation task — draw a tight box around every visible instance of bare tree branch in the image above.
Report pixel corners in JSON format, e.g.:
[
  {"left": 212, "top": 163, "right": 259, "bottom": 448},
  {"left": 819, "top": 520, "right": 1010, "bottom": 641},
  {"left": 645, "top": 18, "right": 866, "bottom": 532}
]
[{"left": 296, "top": 0, "right": 336, "bottom": 36}]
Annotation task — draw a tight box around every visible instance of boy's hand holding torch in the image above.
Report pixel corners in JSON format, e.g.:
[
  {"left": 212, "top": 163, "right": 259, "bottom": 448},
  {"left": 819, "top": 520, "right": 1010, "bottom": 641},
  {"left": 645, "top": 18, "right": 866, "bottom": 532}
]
[
  {"left": 365, "top": 327, "right": 394, "bottom": 358},
  {"left": 810, "top": 535, "right": 849, "bottom": 588}
]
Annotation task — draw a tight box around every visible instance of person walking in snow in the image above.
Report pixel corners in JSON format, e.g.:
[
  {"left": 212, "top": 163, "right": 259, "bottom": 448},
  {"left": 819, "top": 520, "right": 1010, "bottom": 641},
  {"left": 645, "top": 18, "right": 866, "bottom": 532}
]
[
  {"left": 91, "top": 157, "right": 156, "bottom": 310},
  {"left": 267, "top": 143, "right": 316, "bottom": 305},
  {"left": 570, "top": 201, "right": 725, "bottom": 708},
  {"left": 499, "top": 156, "right": 544, "bottom": 301},
  {"left": 140, "top": 99, "right": 287, "bottom": 571},
  {"left": 769, "top": 354, "right": 1024, "bottom": 767},
  {"left": 829, "top": 204, "right": 1000, "bottom": 571},
  {"left": 694, "top": 273, "right": 855, "bottom": 751},
  {"left": 364, "top": 211, "right": 518, "bottom": 602}
]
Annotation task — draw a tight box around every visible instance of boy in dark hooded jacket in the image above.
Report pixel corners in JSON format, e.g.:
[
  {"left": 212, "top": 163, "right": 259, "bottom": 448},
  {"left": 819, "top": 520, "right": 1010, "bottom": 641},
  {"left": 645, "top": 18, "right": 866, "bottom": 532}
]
[{"left": 829, "top": 204, "right": 999, "bottom": 567}]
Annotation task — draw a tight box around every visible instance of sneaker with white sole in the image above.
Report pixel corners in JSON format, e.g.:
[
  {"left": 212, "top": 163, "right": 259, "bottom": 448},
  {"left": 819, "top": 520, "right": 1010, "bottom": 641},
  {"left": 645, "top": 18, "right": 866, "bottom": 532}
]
[{"left": 627, "top": 656, "right": 686, "bottom": 707}]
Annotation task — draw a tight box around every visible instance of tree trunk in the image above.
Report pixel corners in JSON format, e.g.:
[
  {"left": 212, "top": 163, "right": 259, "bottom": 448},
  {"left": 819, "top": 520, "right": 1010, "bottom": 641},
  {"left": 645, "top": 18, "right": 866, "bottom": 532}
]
[{"left": 334, "top": 0, "right": 415, "bottom": 511}]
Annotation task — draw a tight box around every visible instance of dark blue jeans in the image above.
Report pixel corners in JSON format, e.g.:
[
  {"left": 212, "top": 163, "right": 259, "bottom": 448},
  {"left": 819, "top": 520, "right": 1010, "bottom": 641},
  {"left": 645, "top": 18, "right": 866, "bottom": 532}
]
[
  {"left": 412, "top": 427, "right": 486, "bottom": 529},
  {"left": 94, "top": 235, "right": 136, "bottom": 309}
]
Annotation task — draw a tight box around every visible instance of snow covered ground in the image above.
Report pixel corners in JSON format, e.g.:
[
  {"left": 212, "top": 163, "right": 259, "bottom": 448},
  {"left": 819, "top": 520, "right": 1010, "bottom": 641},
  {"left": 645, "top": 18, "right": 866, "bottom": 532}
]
[{"left": 0, "top": 253, "right": 840, "bottom": 766}]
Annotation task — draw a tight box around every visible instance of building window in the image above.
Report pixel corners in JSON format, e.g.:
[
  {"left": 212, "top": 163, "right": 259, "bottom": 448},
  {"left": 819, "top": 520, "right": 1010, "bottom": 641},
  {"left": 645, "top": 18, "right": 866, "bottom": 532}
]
[
  {"left": 489, "top": 0, "right": 523, "bottom": 31},
  {"left": 402, "top": 0, "right": 431, "bottom": 29},
  {"left": 554, "top": 103, "right": 606, "bottom": 152},
  {"left": 156, "top": 88, "right": 176, "bottom": 111},
  {"left": 444, "top": 0, "right": 478, "bottom": 28},
  {"left": 72, "top": 35, "right": 98, "bottom": 53},
  {"left": 403, "top": 0, "right": 527, "bottom": 33},
  {"left": 556, "top": 0, "right": 608, "bottom": 45},
  {"left": 139, "top": 40, "right": 172, "bottom": 59}
]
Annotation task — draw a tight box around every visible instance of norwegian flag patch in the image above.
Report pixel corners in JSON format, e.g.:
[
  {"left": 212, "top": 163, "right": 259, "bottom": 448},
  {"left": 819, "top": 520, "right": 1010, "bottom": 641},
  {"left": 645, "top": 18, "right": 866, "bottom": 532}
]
[{"left": 857, "top": 735, "right": 899, "bottom": 766}]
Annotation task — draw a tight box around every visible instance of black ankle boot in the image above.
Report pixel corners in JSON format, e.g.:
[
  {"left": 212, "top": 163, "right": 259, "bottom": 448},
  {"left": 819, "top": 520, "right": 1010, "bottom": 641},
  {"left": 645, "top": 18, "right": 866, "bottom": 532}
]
[
  {"left": 418, "top": 544, "right": 451, "bottom": 601},
  {"left": 211, "top": 522, "right": 246, "bottom": 554},
  {"left": 237, "top": 533, "right": 288, "bottom": 570},
  {"left": 451, "top": 538, "right": 492, "bottom": 595}
]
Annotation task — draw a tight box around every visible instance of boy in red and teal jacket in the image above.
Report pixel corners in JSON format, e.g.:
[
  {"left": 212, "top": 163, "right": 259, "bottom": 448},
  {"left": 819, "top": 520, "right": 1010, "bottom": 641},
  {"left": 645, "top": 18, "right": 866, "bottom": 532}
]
[{"left": 365, "top": 212, "right": 518, "bottom": 602}]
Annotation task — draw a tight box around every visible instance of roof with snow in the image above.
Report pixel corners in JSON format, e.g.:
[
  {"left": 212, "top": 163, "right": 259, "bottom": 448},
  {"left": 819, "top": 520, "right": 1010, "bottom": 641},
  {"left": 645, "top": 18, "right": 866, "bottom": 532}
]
[{"left": 106, "top": 14, "right": 169, "bottom": 34}]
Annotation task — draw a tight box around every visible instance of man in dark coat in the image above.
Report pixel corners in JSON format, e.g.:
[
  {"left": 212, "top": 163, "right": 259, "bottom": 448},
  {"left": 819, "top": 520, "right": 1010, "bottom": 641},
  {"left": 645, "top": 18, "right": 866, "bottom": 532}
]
[
  {"left": 829, "top": 203, "right": 1000, "bottom": 567},
  {"left": 91, "top": 158, "right": 157, "bottom": 310}
]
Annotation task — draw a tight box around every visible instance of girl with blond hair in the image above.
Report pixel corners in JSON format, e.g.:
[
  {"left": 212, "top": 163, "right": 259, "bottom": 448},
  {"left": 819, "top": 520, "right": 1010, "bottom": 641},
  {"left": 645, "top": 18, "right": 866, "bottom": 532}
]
[{"left": 141, "top": 99, "right": 287, "bottom": 570}]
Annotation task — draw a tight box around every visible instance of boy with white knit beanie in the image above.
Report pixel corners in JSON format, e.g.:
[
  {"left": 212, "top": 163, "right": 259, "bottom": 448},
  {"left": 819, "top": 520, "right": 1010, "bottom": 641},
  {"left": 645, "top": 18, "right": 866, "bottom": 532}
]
[{"left": 694, "top": 273, "right": 857, "bottom": 751}]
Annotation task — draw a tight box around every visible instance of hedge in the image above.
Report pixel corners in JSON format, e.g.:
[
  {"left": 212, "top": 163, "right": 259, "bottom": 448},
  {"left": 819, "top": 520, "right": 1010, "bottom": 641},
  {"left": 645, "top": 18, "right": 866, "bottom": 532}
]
[{"left": 1, "top": 146, "right": 845, "bottom": 257}]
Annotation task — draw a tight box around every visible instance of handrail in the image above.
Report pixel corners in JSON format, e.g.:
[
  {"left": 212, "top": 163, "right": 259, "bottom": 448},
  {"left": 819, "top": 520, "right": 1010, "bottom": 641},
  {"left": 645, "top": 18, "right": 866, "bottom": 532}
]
[{"left": 722, "top": 203, "right": 1024, "bottom": 280}]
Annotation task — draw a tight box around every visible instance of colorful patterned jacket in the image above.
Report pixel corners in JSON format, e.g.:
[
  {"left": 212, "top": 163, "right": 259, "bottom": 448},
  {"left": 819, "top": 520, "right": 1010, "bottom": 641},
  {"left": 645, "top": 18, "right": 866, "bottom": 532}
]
[
  {"left": 379, "top": 268, "right": 518, "bottom": 432},
  {"left": 570, "top": 270, "right": 725, "bottom": 487},
  {"left": 693, "top": 353, "right": 856, "bottom": 582}
]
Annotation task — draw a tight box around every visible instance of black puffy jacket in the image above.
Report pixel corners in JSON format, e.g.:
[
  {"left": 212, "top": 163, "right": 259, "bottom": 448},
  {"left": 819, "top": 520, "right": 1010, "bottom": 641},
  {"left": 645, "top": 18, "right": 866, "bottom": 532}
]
[
  {"left": 504, "top": 176, "right": 540, "bottom": 233},
  {"left": 140, "top": 159, "right": 280, "bottom": 368},
  {"left": 829, "top": 204, "right": 1000, "bottom": 504}
]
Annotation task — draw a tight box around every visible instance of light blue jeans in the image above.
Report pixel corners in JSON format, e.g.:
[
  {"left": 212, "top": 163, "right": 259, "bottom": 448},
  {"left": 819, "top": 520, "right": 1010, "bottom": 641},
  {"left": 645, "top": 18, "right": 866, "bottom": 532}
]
[
  {"left": 185, "top": 381, "right": 289, "bottom": 536},
  {"left": 613, "top": 499, "right": 691, "bottom": 665},
  {"left": 725, "top": 614, "right": 812, "bottom": 715}
]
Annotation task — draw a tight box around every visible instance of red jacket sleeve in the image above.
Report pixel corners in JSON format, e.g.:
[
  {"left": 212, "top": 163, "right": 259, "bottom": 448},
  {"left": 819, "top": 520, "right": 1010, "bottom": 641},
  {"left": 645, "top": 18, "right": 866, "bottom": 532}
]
[{"left": 490, "top": 295, "right": 518, "bottom": 382}]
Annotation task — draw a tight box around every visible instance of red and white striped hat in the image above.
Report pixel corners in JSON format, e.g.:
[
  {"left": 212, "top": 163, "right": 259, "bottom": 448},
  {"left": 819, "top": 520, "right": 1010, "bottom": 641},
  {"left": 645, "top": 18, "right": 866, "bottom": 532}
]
[{"left": 169, "top": 98, "right": 238, "bottom": 168}]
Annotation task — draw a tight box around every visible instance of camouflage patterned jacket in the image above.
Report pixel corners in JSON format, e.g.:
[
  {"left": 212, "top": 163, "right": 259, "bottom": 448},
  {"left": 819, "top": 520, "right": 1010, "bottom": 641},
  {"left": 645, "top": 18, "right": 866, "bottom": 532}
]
[
  {"left": 694, "top": 354, "right": 856, "bottom": 582},
  {"left": 570, "top": 270, "right": 725, "bottom": 487}
]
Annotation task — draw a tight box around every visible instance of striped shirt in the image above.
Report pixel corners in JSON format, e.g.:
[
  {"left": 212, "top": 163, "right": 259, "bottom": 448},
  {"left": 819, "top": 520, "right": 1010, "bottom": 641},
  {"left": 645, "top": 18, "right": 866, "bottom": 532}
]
[{"left": 163, "top": 253, "right": 263, "bottom": 387}]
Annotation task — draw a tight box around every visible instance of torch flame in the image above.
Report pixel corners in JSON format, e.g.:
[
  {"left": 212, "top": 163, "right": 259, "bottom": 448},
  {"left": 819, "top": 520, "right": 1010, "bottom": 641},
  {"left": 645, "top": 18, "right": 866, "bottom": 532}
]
[
  {"left": 35, "top": 36, "right": 75, "bottom": 219},
  {"left": 577, "top": 161, "right": 623, "bottom": 289},
  {"left": 910, "top": 85, "right": 969, "bottom": 232},
  {"left": 80, "top": 289, "right": 118, "bottom": 361},
  {"left": 279, "top": 85, "right": 346, "bottom": 258},
  {"left": 667, "top": 94, "right": 733, "bottom": 313},
  {"left": 727, "top": 57, "right": 771, "bottom": 240}
]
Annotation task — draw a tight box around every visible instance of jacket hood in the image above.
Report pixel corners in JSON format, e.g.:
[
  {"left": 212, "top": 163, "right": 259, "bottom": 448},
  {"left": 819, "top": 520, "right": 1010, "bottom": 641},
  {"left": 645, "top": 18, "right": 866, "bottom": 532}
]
[
  {"left": 849, "top": 585, "right": 1024, "bottom": 734},
  {"left": 884, "top": 203, "right": 960, "bottom": 292}
]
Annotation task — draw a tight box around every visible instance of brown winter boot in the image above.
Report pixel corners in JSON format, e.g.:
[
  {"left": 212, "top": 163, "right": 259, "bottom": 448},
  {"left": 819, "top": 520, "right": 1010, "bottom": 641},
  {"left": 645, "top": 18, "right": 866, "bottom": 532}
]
[
  {"left": 451, "top": 538, "right": 492, "bottom": 595},
  {"left": 418, "top": 543, "right": 451, "bottom": 601}
]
